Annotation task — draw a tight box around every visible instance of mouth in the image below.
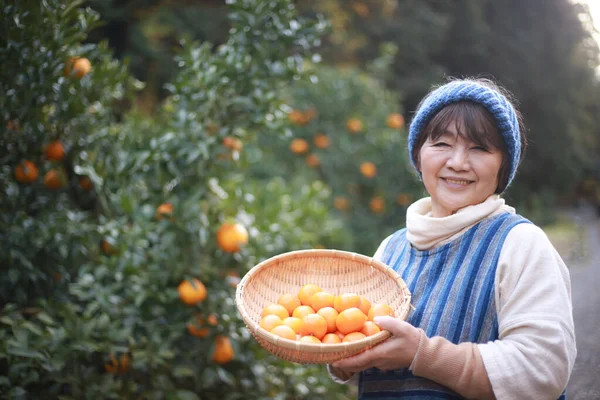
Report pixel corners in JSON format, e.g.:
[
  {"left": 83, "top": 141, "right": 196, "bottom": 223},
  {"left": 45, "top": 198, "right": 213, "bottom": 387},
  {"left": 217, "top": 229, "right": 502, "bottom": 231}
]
[{"left": 442, "top": 178, "right": 474, "bottom": 186}]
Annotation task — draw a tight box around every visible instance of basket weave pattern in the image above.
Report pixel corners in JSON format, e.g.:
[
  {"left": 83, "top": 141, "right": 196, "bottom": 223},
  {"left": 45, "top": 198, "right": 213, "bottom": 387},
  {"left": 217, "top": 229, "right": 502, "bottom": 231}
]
[{"left": 235, "top": 249, "right": 412, "bottom": 364}]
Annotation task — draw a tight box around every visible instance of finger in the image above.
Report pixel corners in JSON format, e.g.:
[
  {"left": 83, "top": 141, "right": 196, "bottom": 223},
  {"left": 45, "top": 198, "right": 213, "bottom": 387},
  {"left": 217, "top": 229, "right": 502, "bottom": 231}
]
[
  {"left": 332, "top": 351, "right": 373, "bottom": 372},
  {"left": 373, "top": 316, "right": 407, "bottom": 335}
]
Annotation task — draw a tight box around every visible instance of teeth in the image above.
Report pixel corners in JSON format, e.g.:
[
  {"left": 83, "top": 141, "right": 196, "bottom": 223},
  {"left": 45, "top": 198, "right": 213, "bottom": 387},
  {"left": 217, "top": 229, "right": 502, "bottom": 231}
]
[{"left": 445, "top": 178, "right": 471, "bottom": 185}]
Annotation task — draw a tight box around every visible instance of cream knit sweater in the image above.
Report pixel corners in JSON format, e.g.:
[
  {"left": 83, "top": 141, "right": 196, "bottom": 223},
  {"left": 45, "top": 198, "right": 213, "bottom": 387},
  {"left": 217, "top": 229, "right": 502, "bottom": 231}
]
[{"left": 329, "top": 195, "right": 576, "bottom": 400}]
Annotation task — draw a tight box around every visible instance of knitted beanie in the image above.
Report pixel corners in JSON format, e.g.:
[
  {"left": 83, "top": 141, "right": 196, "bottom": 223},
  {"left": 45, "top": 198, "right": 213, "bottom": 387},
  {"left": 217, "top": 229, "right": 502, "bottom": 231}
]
[{"left": 408, "top": 79, "right": 521, "bottom": 189}]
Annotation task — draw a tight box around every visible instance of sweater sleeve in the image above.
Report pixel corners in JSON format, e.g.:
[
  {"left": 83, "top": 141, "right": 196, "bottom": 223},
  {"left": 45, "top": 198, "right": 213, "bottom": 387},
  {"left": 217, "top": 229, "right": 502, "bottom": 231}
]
[{"left": 478, "top": 223, "right": 576, "bottom": 400}]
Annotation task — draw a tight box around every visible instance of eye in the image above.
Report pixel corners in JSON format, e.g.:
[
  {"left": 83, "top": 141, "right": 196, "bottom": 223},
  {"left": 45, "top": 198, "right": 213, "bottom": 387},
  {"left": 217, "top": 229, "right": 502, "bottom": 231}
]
[
  {"left": 432, "top": 142, "right": 450, "bottom": 147},
  {"left": 472, "top": 145, "right": 489, "bottom": 152}
]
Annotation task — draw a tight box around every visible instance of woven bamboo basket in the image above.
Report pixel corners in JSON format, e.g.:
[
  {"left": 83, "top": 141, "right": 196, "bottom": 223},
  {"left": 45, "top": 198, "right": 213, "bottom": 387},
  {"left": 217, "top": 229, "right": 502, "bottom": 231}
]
[{"left": 235, "top": 249, "right": 412, "bottom": 364}]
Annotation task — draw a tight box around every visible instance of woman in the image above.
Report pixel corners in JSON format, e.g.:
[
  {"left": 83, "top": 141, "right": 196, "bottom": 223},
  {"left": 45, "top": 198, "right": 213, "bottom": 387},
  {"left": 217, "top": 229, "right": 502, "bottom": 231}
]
[{"left": 328, "top": 78, "right": 576, "bottom": 400}]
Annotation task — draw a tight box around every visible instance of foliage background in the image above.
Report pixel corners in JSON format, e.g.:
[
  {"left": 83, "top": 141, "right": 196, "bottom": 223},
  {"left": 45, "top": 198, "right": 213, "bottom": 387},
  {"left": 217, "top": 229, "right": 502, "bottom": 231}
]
[{"left": 1, "top": 0, "right": 599, "bottom": 398}]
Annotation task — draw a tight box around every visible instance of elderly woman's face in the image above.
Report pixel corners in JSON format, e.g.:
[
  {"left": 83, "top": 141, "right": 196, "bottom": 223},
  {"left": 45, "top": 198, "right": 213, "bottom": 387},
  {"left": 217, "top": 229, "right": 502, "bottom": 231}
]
[{"left": 419, "top": 120, "right": 503, "bottom": 217}]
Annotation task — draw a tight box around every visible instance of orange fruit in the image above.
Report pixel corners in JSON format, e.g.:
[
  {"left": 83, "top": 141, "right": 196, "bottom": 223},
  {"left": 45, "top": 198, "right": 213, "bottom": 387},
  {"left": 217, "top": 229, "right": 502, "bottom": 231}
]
[
  {"left": 261, "top": 304, "right": 289, "bottom": 320},
  {"left": 45, "top": 141, "right": 65, "bottom": 161},
  {"left": 270, "top": 325, "right": 296, "bottom": 341},
  {"left": 212, "top": 336, "right": 234, "bottom": 364},
  {"left": 334, "top": 293, "right": 361, "bottom": 313},
  {"left": 352, "top": 3, "right": 370, "bottom": 17},
  {"left": 317, "top": 306, "right": 339, "bottom": 333},
  {"left": 334, "top": 196, "right": 350, "bottom": 211},
  {"left": 313, "top": 134, "right": 330, "bottom": 149},
  {"left": 292, "top": 305, "right": 316, "bottom": 320},
  {"left": 100, "top": 239, "right": 117, "bottom": 256},
  {"left": 288, "top": 110, "right": 308, "bottom": 126},
  {"left": 299, "top": 335, "right": 321, "bottom": 344},
  {"left": 310, "top": 291, "right": 335, "bottom": 311},
  {"left": 369, "top": 196, "right": 385, "bottom": 214},
  {"left": 302, "top": 313, "right": 328, "bottom": 339},
  {"left": 104, "top": 353, "right": 131, "bottom": 375},
  {"left": 6, "top": 120, "right": 20, "bottom": 131},
  {"left": 290, "top": 138, "right": 309, "bottom": 154},
  {"left": 223, "top": 136, "right": 243, "bottom": 151},
  {"left": 359, "top": 297, "right": 372, "bottom": 316},
  {"left": 65, "top": 57, "right": 91, "bottom": 78},
  {"left": 336, "top": 307, "right": 367, "bottom": 335},
  {"left": 343, "top": 332, "right": 367, "bottom": 342},
  {"left": 397, "top": 193, "right": 412, "bottom": 207},
  {"left": 44, "top": 169, "right": 65, "bottom": 190},
  {"left": 282, "top": 317, "right": 304, "bottom": 335},
  {"left": 333, "top": 331, "right": 346, "bottom": 341},
  {"left": 177, "top": 278, "right": 207, "bottom": 305},
  {"left": 260, "top": 314, "right": 283, "bottom": 332},
  {"left": 360, "top": 321, "right": 381, "bottom": 336},
  {"left": 305, "top": 154, "right": 320, "bottom": 167},
  {"left": 79, "top": 176, "right": 93, "bottom": 191},
  {"left": 277, "top": 293, "right": 302, "bottom": 315},
  {"left": 386, "top": 113, "right": 405, "bottom": 129},
  {"left": 322, "top": 333, "right": 342, "bottom": 344},
  {"left": 216, "top": 222, "right": 249, "bottom": 253},
  {"left": 346, "top": 118, "right": 363, "bottom": 133},
  {"left": 360, "top": 162, "right": 377, "bottom": 178},
  {"left": 155, "top": 203, "right": 173, "bottom": 220},
  {"left": 187, "top": 313, "right": 218, "bottom": 338},
  {"left": 368, "top": 304, "right": 395, "bottom": 321},
  {"left": 298, "top": 284, "right": 322, "bottom": 306},
  {"left": 14, "top": 160, "right": 38, "bottom": 184}
]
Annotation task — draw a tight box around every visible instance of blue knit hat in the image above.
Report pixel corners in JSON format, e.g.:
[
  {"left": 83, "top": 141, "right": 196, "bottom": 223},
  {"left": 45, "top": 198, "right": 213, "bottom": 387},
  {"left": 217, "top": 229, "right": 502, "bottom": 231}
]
[{"left": 408, "top": 79, "right": 522, "bottom": 189}]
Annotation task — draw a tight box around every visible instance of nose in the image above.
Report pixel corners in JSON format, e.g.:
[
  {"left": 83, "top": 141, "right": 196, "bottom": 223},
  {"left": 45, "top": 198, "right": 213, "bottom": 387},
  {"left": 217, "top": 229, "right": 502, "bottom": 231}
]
[{"left": 446, "top": 147, "right": 470, "bottom": 171}]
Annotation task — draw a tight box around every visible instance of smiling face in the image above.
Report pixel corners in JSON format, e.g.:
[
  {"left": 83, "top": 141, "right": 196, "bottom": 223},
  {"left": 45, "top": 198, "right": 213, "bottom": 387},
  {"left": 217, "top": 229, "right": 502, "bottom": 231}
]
[{"left": 414, "top": 102, "right": 508, "bottom": 217}]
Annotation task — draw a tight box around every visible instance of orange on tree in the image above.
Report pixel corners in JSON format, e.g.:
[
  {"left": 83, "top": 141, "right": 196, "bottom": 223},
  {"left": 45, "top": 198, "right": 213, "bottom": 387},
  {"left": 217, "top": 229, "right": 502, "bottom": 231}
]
[
  {"left": 79, "top": 176, "right": 93, "bottom": 191},
  {"left": 386, "top": 113, "right": 405, "bottom": 129},
  {"left": 305, "top": 153, "right": 320, "bottom": 168},
  {"left": 100, "top": 239, "right": 118, "bottom": 256},
  {"left": 290, "top": 138, "right": 309, "bottom": 154},
  {"left": 155, "top": 203, "right": 173, "bottom": 220},
  {"left": 298, "top": 283, "right": 322, "bottom": 305},
  {"left": 65, "top": 57, "right": 91, "bottom": 78},
  {"left": 346, "top": 118, "right": 363, "bottom": 133},
  {"left": 333, "top": 196, "right": 350, "bottom": 211},
  {"left": 270, "top": 324, "right": 296, "bottom": 341},
  {"left": 334, "top": 293, "right": 361, "bottom": 313},
  {"left": 336, "top": 307, "right": 367, "bottom": 335},
  {"left": 368, "top": 304, "right": 395, "bottom": 321},
  {"left": 187, "top": 313, "right": 218, "bottom": 338},
  {"left": 212, "top": 336, "right": 234, "bottom": 364},
  {"left": 6, "top": 120, "right": 20, "bottom": 131},
  {"left": 44, "top": 169, "right": 65, "bottom": 190},
  {"left": 14, "top": 160, "right": 38, "bottom": 184},
  {"left": 216, "top": 222, "right": 249, "bottom": 253},
  {"left": 223, "top": 136, "right": 243, "bottom": 151},
  {"left": 260, "top": 314, "right": 283, "bottom": 332},
  {"left": 45, "top": 141, "right": 65, "bottom": 161},
  {"left": 313, "top": 133, "right": 330, "bottom": 149},
  {"left": 104, "top": 353, "right": 131, "bottom": 375},
  {"left": 261, "top": 304, "right": 289, "bottom": 320},
  {"left": 369, "top": 196, "right": 385, "bottom": 214},
  {"left": 397, "top": 193, "right": 412, "bottom": 207},
  {"left": 352, "top": 2, "right": 370, "bottom": 17},
  {"left": 277, "top": 293, "right": 302, "bottom": 315},
  {"left": 288, "top": 109, "right": 308, "bottom": 126},
  {"left": 177, "top": 278, "right": 207, "bottom": 305},
  {"left": 360, "top": 162, "right": 377, "bottom": 178}
]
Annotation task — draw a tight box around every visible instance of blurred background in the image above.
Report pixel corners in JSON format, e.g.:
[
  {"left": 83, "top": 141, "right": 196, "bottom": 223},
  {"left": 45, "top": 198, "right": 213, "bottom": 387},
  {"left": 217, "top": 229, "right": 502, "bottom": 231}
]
[{"left": 1, "top": 0, "right": 599, "bottom": 398}]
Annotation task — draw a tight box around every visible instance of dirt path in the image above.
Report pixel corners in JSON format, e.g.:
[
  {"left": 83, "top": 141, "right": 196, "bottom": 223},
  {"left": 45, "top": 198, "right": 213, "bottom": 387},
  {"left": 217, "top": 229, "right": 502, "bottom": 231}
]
[{"left": 565, "top": 206, "right": 600, "bottom": 400}]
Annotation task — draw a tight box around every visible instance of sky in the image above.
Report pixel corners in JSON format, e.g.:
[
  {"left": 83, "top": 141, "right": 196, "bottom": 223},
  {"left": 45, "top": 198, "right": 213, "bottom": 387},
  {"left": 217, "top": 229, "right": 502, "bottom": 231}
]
[{"left": 579, "top": 0, "right": 600, "bottom": 36}]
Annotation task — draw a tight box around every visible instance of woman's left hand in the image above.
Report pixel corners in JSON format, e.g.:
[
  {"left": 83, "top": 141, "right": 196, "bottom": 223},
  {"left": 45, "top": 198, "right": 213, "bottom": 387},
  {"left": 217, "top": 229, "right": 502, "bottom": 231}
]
[{"left": 331, "top": 316, "right": 422, "bottom": 373}]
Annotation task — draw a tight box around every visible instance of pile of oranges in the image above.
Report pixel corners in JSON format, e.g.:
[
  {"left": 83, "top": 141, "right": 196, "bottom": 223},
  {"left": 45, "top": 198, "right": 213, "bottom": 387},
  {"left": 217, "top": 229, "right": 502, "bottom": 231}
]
[{"left": 259, "top": 283, "right": 394, "bottom": 344}]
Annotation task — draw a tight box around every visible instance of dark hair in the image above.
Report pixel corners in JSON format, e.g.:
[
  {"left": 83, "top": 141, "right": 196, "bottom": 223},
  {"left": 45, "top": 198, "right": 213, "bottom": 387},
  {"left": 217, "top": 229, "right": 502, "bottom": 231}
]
[{"left": 411, "top": 79, "right": 527, "bottom": 193}]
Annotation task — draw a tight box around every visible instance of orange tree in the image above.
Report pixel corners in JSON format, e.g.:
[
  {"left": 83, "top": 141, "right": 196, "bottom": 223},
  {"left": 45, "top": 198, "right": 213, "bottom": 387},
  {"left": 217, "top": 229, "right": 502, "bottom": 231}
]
[
  {"left": 253, "top": 56, "right": 424, "bottom": 256},
  {"left": 1, "top": 0, "right": 355, "bottom": 398}
]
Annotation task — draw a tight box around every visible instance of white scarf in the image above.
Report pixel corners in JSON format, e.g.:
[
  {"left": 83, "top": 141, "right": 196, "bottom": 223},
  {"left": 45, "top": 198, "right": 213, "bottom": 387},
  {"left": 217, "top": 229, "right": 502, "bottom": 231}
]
[{"left": 406, "top": 195, "right": 515, "bottom": 250}]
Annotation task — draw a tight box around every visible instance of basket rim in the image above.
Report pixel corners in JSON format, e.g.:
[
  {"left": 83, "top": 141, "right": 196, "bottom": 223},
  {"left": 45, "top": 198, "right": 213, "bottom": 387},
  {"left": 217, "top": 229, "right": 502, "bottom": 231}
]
[{"left": 235, "top": 249, "right": 412, "bottom": 358}]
